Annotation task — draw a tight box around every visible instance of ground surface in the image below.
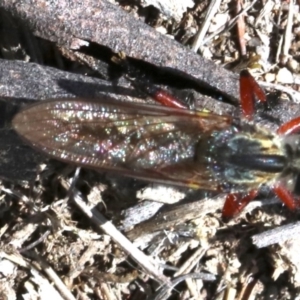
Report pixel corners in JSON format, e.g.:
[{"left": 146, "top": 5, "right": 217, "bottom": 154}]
[{"left": 1, "top": 0, "right": 300, "bottom": 299}]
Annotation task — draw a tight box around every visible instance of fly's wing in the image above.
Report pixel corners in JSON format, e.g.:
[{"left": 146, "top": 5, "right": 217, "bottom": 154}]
[{"left": 12, "top": 98, "right": 232, "bottom": 190}]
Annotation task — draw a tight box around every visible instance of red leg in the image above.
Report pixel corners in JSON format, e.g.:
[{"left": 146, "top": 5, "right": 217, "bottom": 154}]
[
  {"left": 240, "top": 70, "right": 266, "bottom": 120},
  {"left": 277, "top": 116, "right": 300, "bottom": 135},
  {"left": 116, "top": 53, "right": 189, "bottom": 109},
  {"left": 222, "top": 190, "right": 258, "bottom": 221},
  {"left": 272, "top": 184, "right": 300, "bottom": 210},
  {"left": 151, "top": 89, "right": 188, "bottom": 109}
]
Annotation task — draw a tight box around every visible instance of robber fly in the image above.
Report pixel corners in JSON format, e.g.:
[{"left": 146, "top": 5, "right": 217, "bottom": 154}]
[{"left": 12, "top": 70, "right": 300, "bottom": 219}]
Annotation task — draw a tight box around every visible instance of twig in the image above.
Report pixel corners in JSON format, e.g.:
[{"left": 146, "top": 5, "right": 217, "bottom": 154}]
[
  {"left": 203, "top": 0, "right": 259, "bottom": 45},
  {"left": 254, "top": 0, "right": 275, "bottom": 27},
  {"left": 174, "top": 246, "right": 210, "bottom": 299},
  {"left": 252, "top": 221, "right": 300, "bottom": 248},
  {"left": 152, "top": 272, "right": 216, "bottom": 300},
  {"left": 0, "top": 250, "right": 74, "bottom": 300},
  {"left": 192, "top": 0, "right": 222, "bottom": 52},
  {"left": 127, "top": 195, "right": 279, "bottom": 240},
  {"left": 174, "top": 246, "right": 209, "bottom": 277},
  {"left": 275, "top": 4, "right": 284, "bottom": 63},
  {"left": 19, "top": 230, "right": 51, "bottom": 253},
  {"left": 72, "top": 190, "right": 170, "bottom": 286},
  {"left": 236, "top": 0, "right": 246, "bottom": 56},
  {"left": 30, "top": 252, "right": 76, "bottom": 300},
  {"left": 98, "top": 283, "right": 115, "bottom": 300},
  {"left": 30, "top": 268, "right": 65, "bottom": 300},
  {"left": 281, "top": 0, "right": 294, "bottom": 64}
]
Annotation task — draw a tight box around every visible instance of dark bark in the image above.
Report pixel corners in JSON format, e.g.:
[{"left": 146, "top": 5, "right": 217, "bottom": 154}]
[{"left": 0, "top": 0, "right": 239, "bottom": 101}]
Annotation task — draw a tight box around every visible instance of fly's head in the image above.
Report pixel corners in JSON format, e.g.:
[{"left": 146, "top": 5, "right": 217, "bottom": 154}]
[{"left": 280, "top": 134, "right": 300, "bottom": 194}]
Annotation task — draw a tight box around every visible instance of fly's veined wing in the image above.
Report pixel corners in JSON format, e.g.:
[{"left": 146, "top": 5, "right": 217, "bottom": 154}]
[{"left": 12, "top": 98, "right": 232, "bottom": 189}]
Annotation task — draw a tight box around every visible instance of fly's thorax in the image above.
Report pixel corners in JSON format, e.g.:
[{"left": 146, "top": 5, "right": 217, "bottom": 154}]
[{"left": 195, "top": 124, "right": 286, "bottom": 191}]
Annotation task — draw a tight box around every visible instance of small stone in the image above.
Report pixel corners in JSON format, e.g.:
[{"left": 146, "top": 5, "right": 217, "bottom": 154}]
[{"left": 276, "top": 68, "right": 294, "bottom": 84}]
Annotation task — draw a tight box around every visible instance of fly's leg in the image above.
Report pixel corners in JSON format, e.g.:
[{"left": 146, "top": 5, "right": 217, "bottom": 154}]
[
  {"left": 239, "top": 70, "right": 266, "bottom": 120},
  {"left": 222, "top": 190, "right": 258, "bottom": 221},
  {"left": 240, "top": 71, "right": 300, "bottom": 135},
  {"left": 272, "top": 184, "right": 300, "bottom": 210},
  {"left": 113, "top": 52, "right": 190, "bottom": 109},
  {"left": 277, "top": 116, "right": 300, "bottom": 135},
  {"left": 134, "top": 81, "right": 189, "bottom": 109},
  {"left": 276, "top": 117, "right": 300, "bottom": 208},
  {"left": 221, "top": 70, "right": 266, "bottom": 220}
]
